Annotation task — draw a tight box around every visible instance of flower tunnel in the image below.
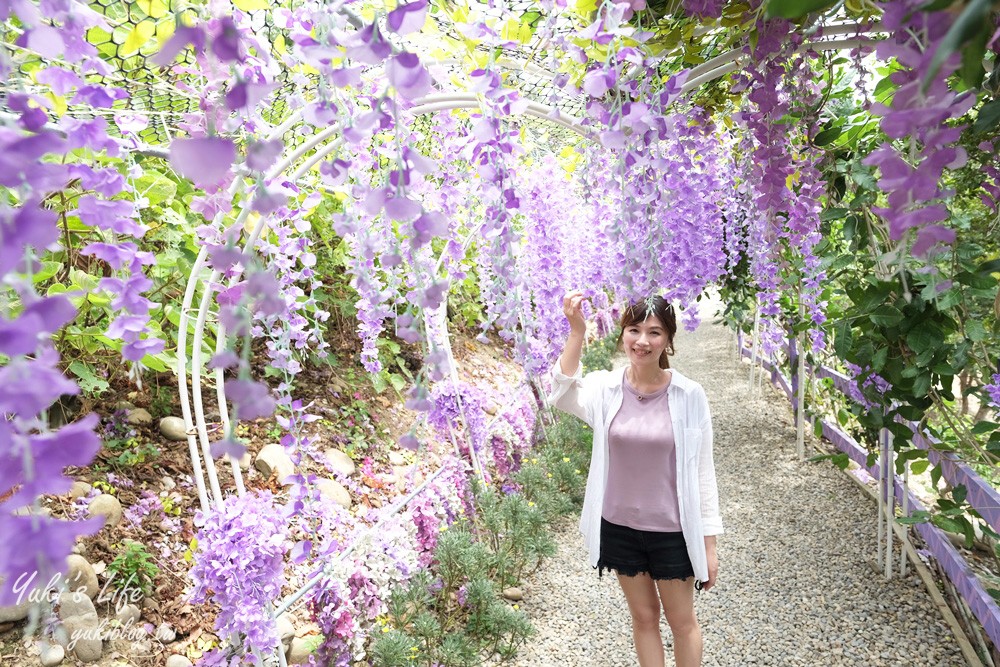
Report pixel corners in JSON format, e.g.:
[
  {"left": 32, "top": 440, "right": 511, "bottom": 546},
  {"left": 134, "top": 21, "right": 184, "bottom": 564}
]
[{"left": 3, "top": 0, "right": 1000, "bottom": 665}]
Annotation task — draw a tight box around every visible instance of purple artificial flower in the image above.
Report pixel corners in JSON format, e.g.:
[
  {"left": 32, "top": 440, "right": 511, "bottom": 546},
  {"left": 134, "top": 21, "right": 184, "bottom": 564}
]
[
  {"left": 246, "top": 139, "right": 284, "bottom": 172},
  {"left": 224, "top": 378, "right": 276, "bottom": 421},
  {"left": 169, "top": 136, "right": 236, "bottom": 189},
  {"left": 71, "top": 85, "right": 128, "bottom": 108},
  {"left": 1, "top": 415, "right": 101, "bottom": 508},
  {"left": 211, "top": 17, "right": 243, "bottom": 63},
  {"left": 0, "top": 351, "right": 78, "bottom": 416},
  {"left": 387, "top": 0, "right": 428, "bottom": 35},
  {"left": 0, "top": 514, "right": 102, "bottom": 606},
  {"left": 210, "top": 437, "right": 247, "bottom": 460},
  {"left": 150, "top": 24, "right": 205, "bottom": 66},
  {"left": 387, "top": 51, "right": 432, "bottom": 100},
  {"left": 346, "top": 23, "right": 391, "bottom": 65},
  {"left": 80, "top": 242, "right": 138, "bottom": 270},
  {"left": 985, "top": 374, "right": 1000, "bottom": 409}
]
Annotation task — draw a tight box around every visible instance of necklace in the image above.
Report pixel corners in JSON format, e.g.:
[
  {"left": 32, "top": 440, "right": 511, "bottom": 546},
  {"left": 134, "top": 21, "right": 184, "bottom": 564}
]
[{"left": 628, "top": 369, "right": 667, "bottom": 401}]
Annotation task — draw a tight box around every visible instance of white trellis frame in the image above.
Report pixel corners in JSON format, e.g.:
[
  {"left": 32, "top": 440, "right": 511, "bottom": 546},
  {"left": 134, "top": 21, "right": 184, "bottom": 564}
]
[{"left": 171, "top": 23, "right": 893, "bottom": 662}]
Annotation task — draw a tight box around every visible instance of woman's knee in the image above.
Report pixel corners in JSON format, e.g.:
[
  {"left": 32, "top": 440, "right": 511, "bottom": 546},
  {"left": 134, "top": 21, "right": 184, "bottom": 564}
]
[
  {"left": 629, "top": 602, "right": 662, "bottom": 630},
  {"left": 663, "top": 608, "right": 699, "bottom": 635}
]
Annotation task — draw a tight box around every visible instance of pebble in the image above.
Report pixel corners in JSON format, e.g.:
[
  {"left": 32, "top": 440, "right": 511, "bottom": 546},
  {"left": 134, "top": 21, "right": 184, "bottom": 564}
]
[
  {"left": 125, "top": 407, "right": 152, "bottom": 426},
  {"left": 316, "top": 478, "right": 352, "bottom": 509},
  {"left": 255, "top": 444, "right": 296, "bottom": 485},
  {"left": 155, "top": 622, "right": 176, "bottom": 643},
  {"left": 324, "top": 448, "right": 357, "bottom": 477},
  {"left": 68, "top": 481, "right": 92, "bottom": 500},
  {"left": 158, "top": 416, "right": 188, "bottom": 441},
  {"left": 64, "top": 555, "right": 99, "bottom": 599},
  {"left": 495, "top": 298, "right": 966, "bottom": 667},
  {"left": 39, "top": 643, "right": 65, "bottom": 667},
  {"left": 58, "top": 591, "right": 102, "bottom": 662},
  {"left": 165, "top": 655, "right": 194, "bottom": 667},
  {"left": 116, "top": 603, "right": 141, "bottom": 627},
  {"left": 87, "top": 494, "right": 123, "bottom": 529}
]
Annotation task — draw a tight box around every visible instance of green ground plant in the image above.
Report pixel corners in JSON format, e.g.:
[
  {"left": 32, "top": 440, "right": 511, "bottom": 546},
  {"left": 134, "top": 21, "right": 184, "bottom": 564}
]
[
  {"left": 106, "top": 540, "right": 159, "bottom": 598},
  {"left": 370, "top": 412, "right": 593, "bottom": 666}
]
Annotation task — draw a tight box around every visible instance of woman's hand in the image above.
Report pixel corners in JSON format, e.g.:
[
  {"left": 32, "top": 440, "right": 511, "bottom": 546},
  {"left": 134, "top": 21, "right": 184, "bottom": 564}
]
[
  {"left": 562, "top": 290, "right": 587, "bottom": 335},
  {"left": 703, "top": 549, "right": 719, "bottom": 591}
]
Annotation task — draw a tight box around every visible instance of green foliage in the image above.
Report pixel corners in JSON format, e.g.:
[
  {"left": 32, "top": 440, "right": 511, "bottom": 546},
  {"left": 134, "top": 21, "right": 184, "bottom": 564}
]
[
  {"left": 581, "top": 334, "right": 618, "bottom": 373},
  {"left": 106, "top": 540, "right": 159, "bottom": 597},
  {"left": 370, "top": 413, "right": 592, "bottom": 665}
]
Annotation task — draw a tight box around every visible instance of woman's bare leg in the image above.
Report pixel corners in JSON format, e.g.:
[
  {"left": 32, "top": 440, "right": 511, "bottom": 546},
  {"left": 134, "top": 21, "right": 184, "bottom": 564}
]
[
  {"left": 617, "top": 573, "right": 665, "bottom": 667},
  {"left": 656, "top": 577, "right": 702, "bottom": 667}
]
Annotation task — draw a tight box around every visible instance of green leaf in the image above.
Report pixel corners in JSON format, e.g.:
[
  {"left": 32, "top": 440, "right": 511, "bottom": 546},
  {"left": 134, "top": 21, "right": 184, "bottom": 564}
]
[
  {"left": 32, "top": 261, "right": 62, "bottom": 284},
  {"left": 813, "top": 126, "right": 842, "bottom": 146},
  {"left": 953, "top": 484, "right": 967, "bottom": 504},
  {"left": 912, "top": 373, "right": 931, "bottom": 397},
  {"left": 764, "top": 0, "right": 837, "bottom": 19},
  {"left": 68, "top": 361, "right": 110, "bottom": 395},
  {"left": 923, "top": 0, "right": 992, "bottom": 89},
  {"left": 870, "top": 305, "right": 904, "bottom": 327},
  {"left": 896, "top": 510, "right": 930, "bottom": 525},
  {"left": 910, "top": 459, "right": 930, "bottom": 475},
  {"left": 966, "top": 320, "right": 987, "bottom": 342},
  {"left": 960, "top": 24, "right": 989, "bottom": 90},
  {"left": 971, "top": 421, "right": 999, "bottom": 435},
  {"left": 135, "top": 168, "right": 177, "bottom": 206},
  {"left": 931, "top": 514, "right": 965, "bottom": 535}
]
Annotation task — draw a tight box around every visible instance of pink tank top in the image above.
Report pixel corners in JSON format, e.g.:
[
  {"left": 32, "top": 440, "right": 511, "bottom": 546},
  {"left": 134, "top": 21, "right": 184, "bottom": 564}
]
[{"left": 602, "top": 373, "right": 681, "bottom": 532}]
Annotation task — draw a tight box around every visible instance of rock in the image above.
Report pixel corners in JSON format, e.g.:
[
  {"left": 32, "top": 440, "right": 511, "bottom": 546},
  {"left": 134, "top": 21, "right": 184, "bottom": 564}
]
[
  {"left": 501, "top": 587, "right": 523, "bottom": 602},
  {"left": 68, "top": 481, "right": 92, "bottom": 500},
  {"left": 141, "top": 598, "right": 159, "bottom": 614},
  {"left": 113, "top": 400, "right": 135, "bottom": 412},
  {"left": 316, "top": 478, "right": 351, "bottom": 509},
  {"left": 159, "top": 476, "right": 176, "bottom": 492},
  {"left": 323, "top": 448, "right": 356, "bottom": 477},
  {"left": 158, "top": 416, "right": 188, "bottom": 441},
  {"left": 255, "top": 444, "right": 295, "bottom": 485},
  {"left": 58, "top": 591, "right": 102, "bottom": 663},
  {"left": 115, "top": 604, "right": 140, "bottom": 627},
  {"left": 64, "top": 555, "right": 98, "bottom": 600},
  {"left": 483, "top": 401, "right": 499, "bottom": 416},
  {"left": 87, "top": 494, "right": 122, "bottom": 529},
  {"left": 40, "top": 643, "right": 65, "bottom": 667},
  {"left": 288, "top": 636, "right": 318, "bottom": 664},
  {"left": 0, "top": 598, "right": 31, "bottom": 623},
  {"left": 155, "top": 622, "right": 176, "bottom": 643},
  {"left": 277, "top": 613, "right": 295, "bottom": 648},
  {"left": 125, "top": 408, "right": 152, "bottom": 426},
  {"left": 239, "top": 451, "right": 252, "bottom": 470},
  {"left": 388, "top": 452, "right": 406, "bottom": 466},
  {"left": 0, "top": 621, "right": 14, "bottom": 633},
  {"left": 165, "top": 656, "right": 193, "bottom": 667}
]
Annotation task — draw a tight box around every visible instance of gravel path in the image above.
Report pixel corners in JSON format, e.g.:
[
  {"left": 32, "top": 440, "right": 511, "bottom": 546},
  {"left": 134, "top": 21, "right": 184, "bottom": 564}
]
[{"left": 505, "top": 304, "right": 965, "bottom": 667}]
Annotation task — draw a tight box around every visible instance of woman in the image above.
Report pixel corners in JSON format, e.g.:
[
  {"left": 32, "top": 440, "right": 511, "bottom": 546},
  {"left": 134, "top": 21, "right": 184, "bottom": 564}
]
[{"left": 547, "top": 291, "right": 722, "bottom": 667}]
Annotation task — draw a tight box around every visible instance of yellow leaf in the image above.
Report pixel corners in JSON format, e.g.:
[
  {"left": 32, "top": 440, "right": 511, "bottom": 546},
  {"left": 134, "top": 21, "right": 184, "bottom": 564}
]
[
  {"left": 232, "top": 0, "right": 269, "bottom": 10},
  {"left": 122, "top": 20, "right": 156, "bottom": 56},
  {"left": 45, "top": 92, "right": 67, "bottom": 118},
  {"left": 137, "top": 0, "right": 168, "bottom": 19},
  {"left": 273, "top": 34, "right": 286, "bottom": 56}
]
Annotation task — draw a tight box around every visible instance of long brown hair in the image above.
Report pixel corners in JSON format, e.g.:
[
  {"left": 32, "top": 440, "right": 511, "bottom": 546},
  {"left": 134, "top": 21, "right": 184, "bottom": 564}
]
[{"left": 616, "top": 296, "right": 677, "bottom": 369}]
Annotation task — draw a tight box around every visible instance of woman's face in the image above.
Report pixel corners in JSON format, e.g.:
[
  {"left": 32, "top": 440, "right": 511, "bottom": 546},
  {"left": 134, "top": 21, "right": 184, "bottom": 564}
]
[{"left": 621, "top": 315, "right": 669, "bottom": 368}]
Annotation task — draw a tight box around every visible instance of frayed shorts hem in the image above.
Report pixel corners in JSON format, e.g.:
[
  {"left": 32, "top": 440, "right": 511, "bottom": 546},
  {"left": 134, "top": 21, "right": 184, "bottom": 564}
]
[{"left": 595, "top": 563, "right": 702, "bottom": 590}]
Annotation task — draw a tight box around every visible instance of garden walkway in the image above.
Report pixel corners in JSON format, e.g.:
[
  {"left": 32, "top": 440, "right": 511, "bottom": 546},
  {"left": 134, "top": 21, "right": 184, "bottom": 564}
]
[{"left": 505, "top": 299, "right": 965, "bottom": 667}]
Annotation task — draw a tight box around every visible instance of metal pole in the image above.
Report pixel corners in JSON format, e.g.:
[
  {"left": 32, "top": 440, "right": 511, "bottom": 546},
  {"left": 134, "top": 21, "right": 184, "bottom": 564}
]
[
  {"left": 885, "top": 428, "right": 895, "bottom": 580},
  {"left": 877, "top": 428, "right": 886, "bottom": 572},
  {"left": 899, "top": 459, "right": 910, "bottom": 576},
  {"left": 796, "top": 310, "right": 806, "bottom": 461}
]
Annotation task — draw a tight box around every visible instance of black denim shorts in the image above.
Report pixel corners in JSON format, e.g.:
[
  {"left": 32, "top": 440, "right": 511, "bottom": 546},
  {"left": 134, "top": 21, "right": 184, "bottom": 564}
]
[{"left": 597, "top": 518, "right": 700, "bottom": 588}]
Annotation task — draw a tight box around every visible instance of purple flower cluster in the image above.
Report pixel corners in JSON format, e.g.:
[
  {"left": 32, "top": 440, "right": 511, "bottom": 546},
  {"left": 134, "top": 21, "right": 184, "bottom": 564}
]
[
  {"left": 190, "top": 491, "right": 290, "bottom": 654},
  {"left": 985, "top": 374, "right": 1000, "bottom": 411},
  {"left": 844, "top": 362, "right": 893, "bottom": 411},
  {"left": 427, "top": 381, "right": 490, "bottom": 464},
  {"left": 862, "top": 0, "right": 975, "bottom": 257}
]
